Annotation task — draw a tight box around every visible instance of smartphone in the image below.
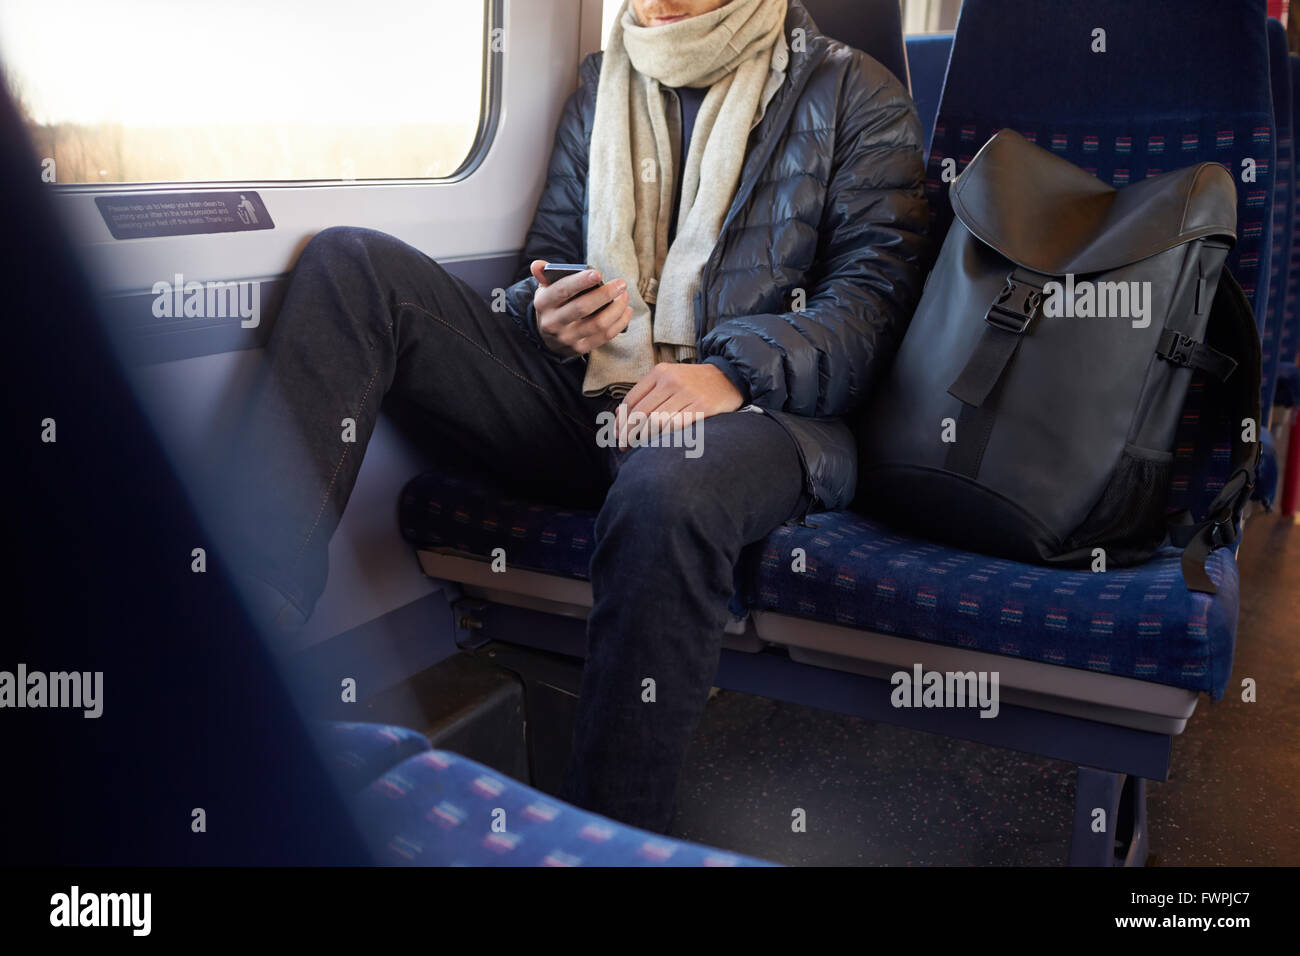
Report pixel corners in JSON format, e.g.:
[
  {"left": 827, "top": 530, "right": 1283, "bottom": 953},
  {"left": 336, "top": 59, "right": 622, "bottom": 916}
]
[
  {"left": 542, "top": 263, "right": 591, "bottom": 284},
  {"left": 541, "top": 263, "right": 629, "bottom": 333}
]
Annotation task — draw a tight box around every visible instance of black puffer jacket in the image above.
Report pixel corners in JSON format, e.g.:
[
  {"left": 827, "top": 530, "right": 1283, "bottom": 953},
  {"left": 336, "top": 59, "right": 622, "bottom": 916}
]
[{"left": 504, "top": 0, "right": 929, "bottom": 512}]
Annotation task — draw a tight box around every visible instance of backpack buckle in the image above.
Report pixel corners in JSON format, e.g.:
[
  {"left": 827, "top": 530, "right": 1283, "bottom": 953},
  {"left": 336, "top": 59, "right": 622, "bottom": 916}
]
[
  {"left": 1163, "top": 331, "right": 1198, "bottom": 368},
  {"left": 986, "top": 276, "right": 1043, "bottom": 334},
  {"left": 1208, "top": 514, "right": 1236, "bottom": 549}
]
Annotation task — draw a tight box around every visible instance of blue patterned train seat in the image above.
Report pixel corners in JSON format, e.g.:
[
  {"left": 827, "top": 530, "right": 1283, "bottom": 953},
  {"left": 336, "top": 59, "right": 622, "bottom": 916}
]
[
  {"left": 401, "top": 471, "right": 598, "bottom": 582},
  {"left": 399, "top": 468, "right": 1240, "bottom": 700},
  {"left": 742, "top": 513, "right": 1239, "bottom": 700},
  {"left": 1278, "top": 53, "right": 1300, "bottom": 409},
  {"left": 904, "top": 33, "right": 953, "bottom": 157},
  {"left": 352, "top": 741, "right": 777, "bottom": 867},
  {"left": 1261, "top": 17, "right": 1293, "bottom": 418},
  {"left": 320, "top": 720, "right": 433, "bottom": 792}
]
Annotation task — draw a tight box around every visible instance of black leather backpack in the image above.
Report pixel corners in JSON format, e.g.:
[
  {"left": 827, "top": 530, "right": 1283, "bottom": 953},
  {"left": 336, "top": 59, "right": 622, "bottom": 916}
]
[{"left": 856, "top": 129, "right": 1260, "bottom": 592}]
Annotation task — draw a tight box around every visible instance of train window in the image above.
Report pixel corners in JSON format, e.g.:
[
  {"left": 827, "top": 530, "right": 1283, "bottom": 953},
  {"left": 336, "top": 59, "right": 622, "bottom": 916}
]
[
  {"left": 901, "top": 0, "right": 961, "bottom": 34},
  {"left": 601, "top": 1, "right": 620, "bottom": 46},
  {"left": 0, "top": 0, "right": 489, "bottom": 185}
]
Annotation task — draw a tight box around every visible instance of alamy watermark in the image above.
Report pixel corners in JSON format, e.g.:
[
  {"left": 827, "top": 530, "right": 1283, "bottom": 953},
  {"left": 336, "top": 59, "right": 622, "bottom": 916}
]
[
  {"left": 0, "top": 664, "right": 103, "bottom": 718},
  {"left": 595, "top": 409, "right": 705, "bottom": 458},
  {"left": 891, "top": 664, "right": 1000, "bottom": 719},
  {"left": 50, "top": 886, "right": 150, "bottom": 936},
  {"left": 151, "top": 273, "right": 260, "bottom": 328},
  {"left": 1041, "top": 273, "right": 1152, "bottom": 328}
]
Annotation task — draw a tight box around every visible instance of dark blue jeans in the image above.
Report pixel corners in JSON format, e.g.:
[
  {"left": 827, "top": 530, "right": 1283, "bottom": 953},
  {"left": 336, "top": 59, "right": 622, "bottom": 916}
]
[{"left": 225, "top": 226, "right": 807, "bottom": 832}]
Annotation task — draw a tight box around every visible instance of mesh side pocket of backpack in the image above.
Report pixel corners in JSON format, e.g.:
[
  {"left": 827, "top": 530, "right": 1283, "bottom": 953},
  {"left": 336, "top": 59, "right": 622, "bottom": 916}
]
[{"left": 1062, "top": 443, "right": 1174, "bottom": 565}]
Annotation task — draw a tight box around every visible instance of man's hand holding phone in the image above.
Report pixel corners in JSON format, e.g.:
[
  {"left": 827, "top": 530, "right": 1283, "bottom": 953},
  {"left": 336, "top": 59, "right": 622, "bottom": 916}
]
[{"left": 530, "top": 260, "right": 633, "bottom": 358}]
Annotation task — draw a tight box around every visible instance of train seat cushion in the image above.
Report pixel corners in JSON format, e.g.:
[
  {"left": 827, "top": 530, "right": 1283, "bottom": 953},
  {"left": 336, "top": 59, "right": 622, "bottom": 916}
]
[
  {"left": 320, "top": 721, "right": 432, "bottom": 792},
  {"left": 743, "top": 511, "right": 1239, "bottom": 699},
  {"left": 400, "top": 469, "right": 752, "bottom": 617},
  {"left": 401, "top": 470, "right": 598, "bottom": 581},
  {"left": 354, "top": 749, "right": 778, "bottom": 866},
  {"left": 401, "top": 470, "right": 1239, "bottom": 699}
]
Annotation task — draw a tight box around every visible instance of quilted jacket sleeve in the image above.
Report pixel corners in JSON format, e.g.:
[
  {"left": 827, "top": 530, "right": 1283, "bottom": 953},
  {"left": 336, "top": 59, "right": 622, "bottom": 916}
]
[
  {"left": 699, "top": 54, "right": 929, "bottom": 417},
  {"left": 501, "top": 55, "right": 600, "bottom": 355}
]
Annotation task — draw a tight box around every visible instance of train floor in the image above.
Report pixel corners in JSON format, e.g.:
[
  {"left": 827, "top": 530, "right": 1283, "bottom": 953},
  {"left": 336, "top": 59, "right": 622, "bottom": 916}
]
[{"left": 666, "top": 509, "right": 1300, "bottom": 866}]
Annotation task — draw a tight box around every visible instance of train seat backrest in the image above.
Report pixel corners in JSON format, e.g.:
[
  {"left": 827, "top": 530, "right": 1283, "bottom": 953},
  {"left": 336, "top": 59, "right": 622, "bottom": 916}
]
[
  {"left": 903, "top": 33, "right": 953, "bottom": 157},
  {"left": 800, "top": 0, "right": 908, "bottom": 88},
  {"left": 926, "top": 0, "right": 1275, "bottom": 521},
  {"left": 1263, "top": 17, "right": 1293, "bottom": 418},
  {"left": 1280, "top": 55, "right": 1300, "bottom": 407}
]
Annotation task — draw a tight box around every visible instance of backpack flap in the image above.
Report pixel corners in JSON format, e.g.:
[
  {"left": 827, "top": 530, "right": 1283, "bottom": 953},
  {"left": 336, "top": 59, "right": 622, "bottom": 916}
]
[{"left": 949, "top": 130, "right": 1238, "bottom": 278}]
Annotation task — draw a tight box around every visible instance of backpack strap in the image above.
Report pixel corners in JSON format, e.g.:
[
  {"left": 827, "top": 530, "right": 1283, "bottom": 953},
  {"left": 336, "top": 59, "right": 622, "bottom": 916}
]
[
  {"left": 948, "top": 269, "right": 1046, "bottom": 407},
  {"left": 1155, "top": 328, "right": 1239, "bottom": 381},
  {"left": 1167, "top": 269, "right": 1261, "bottom": 594},
  {"left": 945, "top": 269, "right": 1047, "bottom": 477}
]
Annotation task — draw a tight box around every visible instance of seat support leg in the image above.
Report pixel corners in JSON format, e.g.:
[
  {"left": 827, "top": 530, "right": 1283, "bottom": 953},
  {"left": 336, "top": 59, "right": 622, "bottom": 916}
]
[{"left": 1069, "top": 766, "right": 1148, "bottom": 867}]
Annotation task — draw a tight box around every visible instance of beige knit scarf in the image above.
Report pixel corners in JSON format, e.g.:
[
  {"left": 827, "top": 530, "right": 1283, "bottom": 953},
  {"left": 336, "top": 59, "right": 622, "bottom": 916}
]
[{"left": 583, "top": 0, "right": 788, "bottom": 397}]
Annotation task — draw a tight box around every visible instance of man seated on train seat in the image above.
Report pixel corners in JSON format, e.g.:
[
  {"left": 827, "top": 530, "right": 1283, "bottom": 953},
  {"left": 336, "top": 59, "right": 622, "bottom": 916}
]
[{"left": 225, "top": 0, "right": 928, "bottom": 832}]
